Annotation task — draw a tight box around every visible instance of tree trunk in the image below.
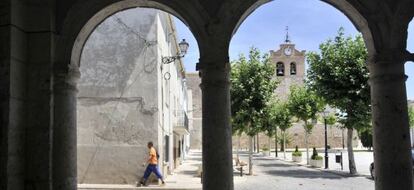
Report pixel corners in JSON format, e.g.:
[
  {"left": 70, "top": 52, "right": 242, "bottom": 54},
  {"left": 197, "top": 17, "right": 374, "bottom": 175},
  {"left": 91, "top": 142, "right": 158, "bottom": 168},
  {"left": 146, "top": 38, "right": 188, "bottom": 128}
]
[
  {"left": 305, "top": 132, "right": 309, "bottom": 165},
  {"left": 275, "top": 128, "right": 278, "bottom": 158},
  {"left": 236, "top": 135, "right": 241, "bottom": 165},
  {"left": 347, "top": 128, "right": 357, "bottom": 174},
  {"left": 268, "top": 135, "right": 271, "bottom": 155},
  {"left": 256, "top": 134, "right": 260, "bottom": 153},
  {"left": 249, "top": 135, "right": 254, "bottom": 175},
  {"left": 283, "top": 131, "right": 286, "bottom": 159},
  {"left": 253, "top": 135, "right": 256, "bottom": 153}
]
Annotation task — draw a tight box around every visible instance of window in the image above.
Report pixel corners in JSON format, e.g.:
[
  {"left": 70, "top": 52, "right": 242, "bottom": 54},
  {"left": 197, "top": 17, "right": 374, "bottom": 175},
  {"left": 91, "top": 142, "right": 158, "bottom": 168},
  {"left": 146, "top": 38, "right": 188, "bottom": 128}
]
[
  {"left": 276, "top": 62, "right": 285, "bottom": 76},
  {"left": 290, "top": 62, "right": 297, "bottom": 75}
]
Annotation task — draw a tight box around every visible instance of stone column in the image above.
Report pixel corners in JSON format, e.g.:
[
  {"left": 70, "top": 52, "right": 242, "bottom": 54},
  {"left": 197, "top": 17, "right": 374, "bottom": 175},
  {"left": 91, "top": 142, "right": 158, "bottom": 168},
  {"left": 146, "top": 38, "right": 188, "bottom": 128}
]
[
  {"left": 369, "top": 51, "right": 413, "bottom": 190},
  {"left": 199, "top": 55, "right": 233, "bottom": 190},
  {"left": 52, "top": 66, "right": 79, "bottom": 190}
]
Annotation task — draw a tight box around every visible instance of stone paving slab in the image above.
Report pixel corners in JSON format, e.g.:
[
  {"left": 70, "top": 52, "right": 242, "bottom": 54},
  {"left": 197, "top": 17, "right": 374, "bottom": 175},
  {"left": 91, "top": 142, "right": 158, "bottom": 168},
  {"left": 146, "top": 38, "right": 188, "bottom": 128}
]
[
  {"left": 78, "top": 184, "right": 200, "bottom": 190},
  {"left": 78, "top": 151, "right": 202, "bottom": 190},
  {"left": 235, "top": 153, "right": 374, "bottom": 190},
  {"left": 267, "top": 150, "right": 373, "bottom": 177}
]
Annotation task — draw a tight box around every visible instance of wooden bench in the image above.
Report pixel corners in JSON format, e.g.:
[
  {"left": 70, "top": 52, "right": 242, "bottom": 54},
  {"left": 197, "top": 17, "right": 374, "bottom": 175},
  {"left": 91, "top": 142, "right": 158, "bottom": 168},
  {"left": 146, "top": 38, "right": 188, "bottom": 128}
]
[{"left": 233, "top": 158, "right": 247, "bottom": 176}]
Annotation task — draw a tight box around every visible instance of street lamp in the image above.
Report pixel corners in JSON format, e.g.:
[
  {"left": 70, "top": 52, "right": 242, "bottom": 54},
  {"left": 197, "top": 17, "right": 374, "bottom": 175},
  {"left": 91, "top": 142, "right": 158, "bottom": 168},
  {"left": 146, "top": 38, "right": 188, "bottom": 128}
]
[
  {"left": 162, "top": 39, "right": 189, "bottom": 64},
  {"left": 322, "top": 107, "right": 330, "bottom": 169}
]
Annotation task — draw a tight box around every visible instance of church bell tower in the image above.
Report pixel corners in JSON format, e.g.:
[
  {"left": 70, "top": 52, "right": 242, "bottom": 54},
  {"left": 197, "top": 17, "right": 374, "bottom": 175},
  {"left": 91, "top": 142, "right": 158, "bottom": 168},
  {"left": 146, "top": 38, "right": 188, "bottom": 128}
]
[{"left": 269, "top": 27, "right": 306, "bottom": 100}]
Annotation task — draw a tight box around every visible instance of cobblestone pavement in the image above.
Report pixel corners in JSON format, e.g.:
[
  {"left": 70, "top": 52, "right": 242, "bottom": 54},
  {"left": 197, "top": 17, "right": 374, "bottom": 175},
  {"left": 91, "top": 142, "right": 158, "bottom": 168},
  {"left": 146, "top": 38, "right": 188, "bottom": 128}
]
[{"left": 234, "top": 154, "right": 374, "bottom": 190}]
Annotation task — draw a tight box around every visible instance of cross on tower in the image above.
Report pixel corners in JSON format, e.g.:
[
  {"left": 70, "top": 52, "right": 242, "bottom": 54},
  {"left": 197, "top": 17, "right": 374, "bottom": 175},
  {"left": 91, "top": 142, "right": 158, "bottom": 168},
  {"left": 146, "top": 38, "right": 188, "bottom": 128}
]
[{"left": 285, "top": 26, "right": 291, "bottom": 43}]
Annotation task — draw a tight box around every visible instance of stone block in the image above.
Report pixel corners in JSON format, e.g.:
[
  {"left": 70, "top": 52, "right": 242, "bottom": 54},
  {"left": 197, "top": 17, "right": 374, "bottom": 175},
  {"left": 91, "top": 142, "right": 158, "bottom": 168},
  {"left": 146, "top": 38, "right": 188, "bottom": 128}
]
[
  {"left": 0, "top": 0, "right": 11, "bottom": 25},
  {"left": 0, "top": 26, "right": 10, "bottom": 59},
  {"left": 10, "top": 0, "right": 25, "bottom": 30},
  {"left": 10, "top": 58, "right": 26, "bottom": 99},
  {"left": 10, "top": 26, "right": 27, "bottom": 62},
  {"left": 27, "top": 32, "right": 52, "bottom": 65},
  {"left": 25, "top": 1, "right": 54, "bottom": 32}
]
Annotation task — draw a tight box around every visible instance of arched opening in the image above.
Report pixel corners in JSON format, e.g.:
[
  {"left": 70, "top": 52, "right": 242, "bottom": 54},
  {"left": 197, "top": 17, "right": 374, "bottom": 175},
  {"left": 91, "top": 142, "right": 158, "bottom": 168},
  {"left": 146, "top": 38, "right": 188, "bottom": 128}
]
[
  {"left": 290, "top": 62, "right": 297, "bottom": 75},
  {"left": 55, "top": 1, "right": 200, "bottom": 187},
  {"left": 229, "top": 0, "right": 376, "bottom": 188},
  {"left": 276, "top": 62, "right": 285, "bottom": 76},
  {"left": 406, "top": 20, "right": 414, "bottom": 146}
]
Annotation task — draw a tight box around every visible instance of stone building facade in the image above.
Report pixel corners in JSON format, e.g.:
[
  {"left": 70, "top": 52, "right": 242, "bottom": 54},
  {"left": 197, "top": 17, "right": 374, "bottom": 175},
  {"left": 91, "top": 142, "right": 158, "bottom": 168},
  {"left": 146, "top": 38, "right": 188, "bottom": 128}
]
[
  {"left": 186, "top": 72, "right": 203, "bottom": 149},
  {"left": 76, "top": 8, "right": 190, "bottom": 184}
]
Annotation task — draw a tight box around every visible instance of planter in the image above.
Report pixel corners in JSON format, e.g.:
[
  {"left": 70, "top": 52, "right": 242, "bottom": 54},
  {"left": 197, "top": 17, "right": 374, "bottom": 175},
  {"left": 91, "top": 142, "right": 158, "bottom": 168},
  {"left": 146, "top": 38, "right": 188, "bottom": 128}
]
[
  {"left": 263, "top": 151, "right": 270, "bottom": 156},
  {"left": 292, "top": 155, "right": 302, "bottom": 162},
  {"left": 310, "top": 159, "right": 323, "bottom": 168}
]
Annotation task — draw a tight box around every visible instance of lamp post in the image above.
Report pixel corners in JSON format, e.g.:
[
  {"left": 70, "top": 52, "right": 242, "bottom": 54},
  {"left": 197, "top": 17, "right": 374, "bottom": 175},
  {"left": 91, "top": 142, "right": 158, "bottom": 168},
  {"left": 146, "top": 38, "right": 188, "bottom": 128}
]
[
  {"left": 162, "top": 39, "right": 189, "bottom": 64},
  {"left": 322, "top": 108, "right": 330, "bottom": 169}
]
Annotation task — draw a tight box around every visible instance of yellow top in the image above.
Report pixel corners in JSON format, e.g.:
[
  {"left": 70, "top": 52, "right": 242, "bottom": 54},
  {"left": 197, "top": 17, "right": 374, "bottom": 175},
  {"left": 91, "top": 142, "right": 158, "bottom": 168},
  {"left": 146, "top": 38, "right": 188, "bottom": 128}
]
[{"left": 149, "top": 147, "right": 158, "bottom": 165}]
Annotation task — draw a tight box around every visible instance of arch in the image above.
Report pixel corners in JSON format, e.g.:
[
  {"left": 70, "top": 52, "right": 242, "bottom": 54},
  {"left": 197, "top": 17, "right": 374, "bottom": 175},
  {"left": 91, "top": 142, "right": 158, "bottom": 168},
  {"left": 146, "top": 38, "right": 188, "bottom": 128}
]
[
  {"left": 54, "top": 0, "right": 203, "bottom": 78},
  {"left": 232, "top": 0, "right": 376, "bottom": 57},
  {"left": 290, "top": 62, "right": 297, "bottom": 75},
  {"left": 51, "top": 1, "right": 203, "bottom": 187},
  {"left": 276, "top": 62, "right": 285, "bottom": 76}
]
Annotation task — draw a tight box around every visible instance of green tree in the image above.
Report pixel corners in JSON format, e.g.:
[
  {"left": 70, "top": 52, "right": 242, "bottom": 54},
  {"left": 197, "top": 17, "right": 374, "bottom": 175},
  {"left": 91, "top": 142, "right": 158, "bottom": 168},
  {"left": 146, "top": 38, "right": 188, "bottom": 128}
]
[
  {"left": 266, "top": 100, "right": 293, "bottom": 159},
  {"left": 306, "top": 28, "right": 370, "bottom": 174},
  {"left": 271, "top": 102, "right": 292, "bottom": 158},
  {"left": 287, "top": 85, "right": 324, "bottom": 164},
  {"left": 359, "top": 128, "right": 373, "bottom": 150},
  {"left": 230, "top": 47, "right": 278, "bottom": 175},
  {"left": 261, "top": 101, "right": 278, "bottom": 157}
]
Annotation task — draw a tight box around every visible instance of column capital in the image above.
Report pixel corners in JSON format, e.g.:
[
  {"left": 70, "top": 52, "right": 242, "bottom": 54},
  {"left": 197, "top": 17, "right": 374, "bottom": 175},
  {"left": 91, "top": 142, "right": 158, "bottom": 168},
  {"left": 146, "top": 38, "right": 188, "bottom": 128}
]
[
  {"left": 368, "top": 50, "right": 408, "bottom": 85},
  {"left": 54, "top": 64, "right": 80, "bottom": 94},
  {"left": 368, "top": 49, "right": 411, "bottom": 66},
  {"left": 197, "top": 55, "right": 230, "bottom": 71},
  {"left": 197, "top": 56, "right": 230, "bottom": 89},
  {"left": 369, "top": 73, "right": 408, "bottom": 85}
]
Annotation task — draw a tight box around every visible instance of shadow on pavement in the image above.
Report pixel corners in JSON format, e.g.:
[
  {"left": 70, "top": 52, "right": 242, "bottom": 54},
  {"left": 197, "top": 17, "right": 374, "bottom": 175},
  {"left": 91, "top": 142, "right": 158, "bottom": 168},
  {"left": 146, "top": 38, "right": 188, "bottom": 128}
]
[
  {"left": 258, "top": 163, "right": 295, "bottom": 168},
  {"left": 263, "top": 169, "right": 350, "bottom": 179}
]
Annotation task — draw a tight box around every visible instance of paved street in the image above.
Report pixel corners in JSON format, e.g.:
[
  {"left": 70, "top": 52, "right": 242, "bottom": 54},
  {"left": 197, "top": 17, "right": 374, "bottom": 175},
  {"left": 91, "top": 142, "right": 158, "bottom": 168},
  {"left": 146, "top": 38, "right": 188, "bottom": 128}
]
[
  {"left": 273, "top": 149, "right": 374, "bottom": 176},
  {"left": 79, "top": 151, "right": 374, "bottom": 190},
  {"left": 234, "top": 153, "right": 374, "bottom": 190}
]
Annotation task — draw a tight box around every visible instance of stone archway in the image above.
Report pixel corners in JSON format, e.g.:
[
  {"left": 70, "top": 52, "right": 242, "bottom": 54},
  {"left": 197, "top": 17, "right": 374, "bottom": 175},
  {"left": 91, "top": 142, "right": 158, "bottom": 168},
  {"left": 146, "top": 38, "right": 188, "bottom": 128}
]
[
  {"left": 52, "top": 1, "right": 202, "bottom": 189},
  {"left": 231, "top": 1, "right": 413, "bottom": 190},
  {"left": 233, "top": 0, "right": 376, "bottom": 55}
]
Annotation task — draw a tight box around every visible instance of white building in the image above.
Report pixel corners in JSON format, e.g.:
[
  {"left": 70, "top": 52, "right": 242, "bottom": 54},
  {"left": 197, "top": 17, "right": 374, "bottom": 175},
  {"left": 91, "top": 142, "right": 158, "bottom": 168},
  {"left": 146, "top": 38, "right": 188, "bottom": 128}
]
[{"left": 76, "top": 8, "right": 190, "bottom": 184}]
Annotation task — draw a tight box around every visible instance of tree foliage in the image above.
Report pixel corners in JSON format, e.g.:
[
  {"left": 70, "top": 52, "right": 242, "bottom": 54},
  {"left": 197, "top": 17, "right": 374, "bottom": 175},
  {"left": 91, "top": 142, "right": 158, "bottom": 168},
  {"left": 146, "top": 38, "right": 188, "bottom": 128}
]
[
  {"left": 409, "top": 105, "right": 414, "bottom": 128},
  {"left": 287, "top": 85, "right": 324, "bottom": 133},
  {"left": 265, "top": 100, "right": 294, "bottom": 153},
  {"left": 230, "top": 47, "right": 278, "bottom": 136},
  {"left": 358, "top": 128, "right": 373, "bottom": 150},
  {"left": 306, "top": 27, "right": 370, "bottom": 130},
  {"left": 263, "top": 100, "right": 293, "bottom": 134}
]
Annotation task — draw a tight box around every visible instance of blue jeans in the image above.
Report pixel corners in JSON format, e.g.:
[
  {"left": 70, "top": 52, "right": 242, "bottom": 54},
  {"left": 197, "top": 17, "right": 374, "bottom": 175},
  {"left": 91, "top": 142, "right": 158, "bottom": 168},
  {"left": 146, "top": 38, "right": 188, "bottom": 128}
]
[{"left": 143, "top": 164, "right": 163, "bottom": 180}]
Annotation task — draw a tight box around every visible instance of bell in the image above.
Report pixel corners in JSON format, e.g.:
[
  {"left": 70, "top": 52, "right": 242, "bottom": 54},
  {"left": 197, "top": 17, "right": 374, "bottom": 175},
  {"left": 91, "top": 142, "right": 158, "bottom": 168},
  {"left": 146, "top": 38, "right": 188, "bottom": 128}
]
[{"left": 278, "top": 70, "right": 284, "bottom": 75}]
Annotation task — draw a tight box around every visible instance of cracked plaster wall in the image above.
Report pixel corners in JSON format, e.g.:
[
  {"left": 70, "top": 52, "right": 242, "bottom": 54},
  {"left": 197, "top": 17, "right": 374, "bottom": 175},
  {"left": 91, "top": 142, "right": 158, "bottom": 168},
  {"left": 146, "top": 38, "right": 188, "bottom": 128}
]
[{"left": 76, "top": 8, "right": 171, "bottom": 184}]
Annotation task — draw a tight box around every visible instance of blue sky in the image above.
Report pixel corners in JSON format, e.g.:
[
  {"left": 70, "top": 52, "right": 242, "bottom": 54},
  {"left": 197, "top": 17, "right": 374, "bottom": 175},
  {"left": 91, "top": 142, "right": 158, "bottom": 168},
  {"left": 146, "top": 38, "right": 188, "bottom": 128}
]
[{"left": 175, "top": 0, "right": 414, "bottom": 100}]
